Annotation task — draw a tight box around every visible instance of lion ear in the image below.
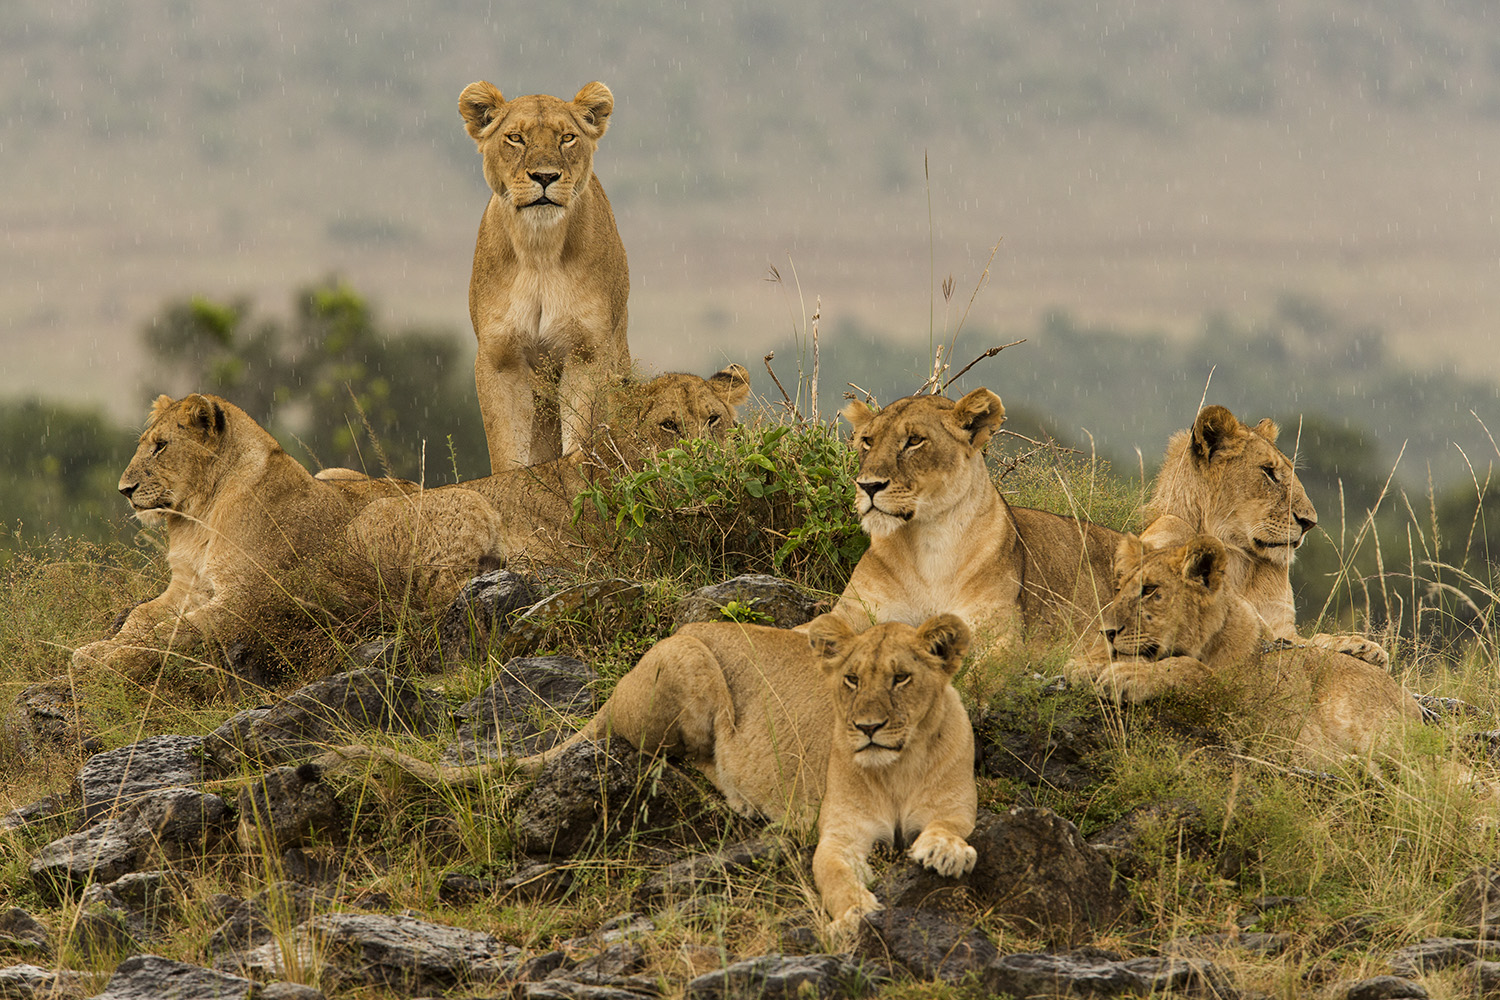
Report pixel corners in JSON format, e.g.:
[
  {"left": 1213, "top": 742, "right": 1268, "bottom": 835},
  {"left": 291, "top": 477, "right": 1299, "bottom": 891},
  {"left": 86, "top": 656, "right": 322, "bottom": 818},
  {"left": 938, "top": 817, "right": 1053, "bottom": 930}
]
[
  {"left": 1191, "top": 405, "right": 1240, "bottom": 463},
  {"left": 572, "top": 81, "right": 614, "bottom": 137},
  {"left": 181, "top": 393, "right": 227, "bottom": 439},
  {"left": 1114, "top": 532, "right": 1145, "bottom": 573},
  {"left": 1180, "top": 534, "right": 1227, "bottom": 594},
  {"left": 148, "top": 394, "right": 176, "bottom": 424},
  {"left": 806, "top": 613, "right": 856, "bottom": 667},
  {"left": 708, "top": 364, "right": 751, "bottom": 408},
  {"left": 841, "top": 399, "right": 875, "bottom": 431},
  {"left": 1251, "top": 417, "right": 1280, "bottom": 444},
  {"left": 459, "top": 81, "right": 506, "bottom": 141},
  {"left": 950, "top": 388, "right": 1006, "bottom": 448},
  {"left": 917, "top": 614, "right": 971, "bottom": 675}
]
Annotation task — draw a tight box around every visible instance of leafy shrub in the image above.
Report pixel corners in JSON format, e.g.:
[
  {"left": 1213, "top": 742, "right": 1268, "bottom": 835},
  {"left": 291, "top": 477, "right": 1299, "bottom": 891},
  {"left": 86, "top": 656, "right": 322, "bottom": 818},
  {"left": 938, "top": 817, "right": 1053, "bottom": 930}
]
[{"left": 574, "top": 420, "right": 867, "bottom": 594}]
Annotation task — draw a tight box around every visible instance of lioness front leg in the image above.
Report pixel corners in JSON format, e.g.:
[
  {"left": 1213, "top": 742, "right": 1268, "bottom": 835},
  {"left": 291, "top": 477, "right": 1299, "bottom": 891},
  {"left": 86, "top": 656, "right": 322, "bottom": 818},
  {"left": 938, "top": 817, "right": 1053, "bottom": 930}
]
[
  {"left": 1090, "top": 655, "right": 1213, "bottom": 704},
  {"left": 908, "top": 822, "right": 977, "bottom": 878},
  {"left": 812, "top": 831, "right": 881, "bottom": 939},
  {"left": 1307, "top": 632, "right": 1389, "bottom": 668},
  {"left": 475, "top": 348, "right": 538, "bottom": 473}
]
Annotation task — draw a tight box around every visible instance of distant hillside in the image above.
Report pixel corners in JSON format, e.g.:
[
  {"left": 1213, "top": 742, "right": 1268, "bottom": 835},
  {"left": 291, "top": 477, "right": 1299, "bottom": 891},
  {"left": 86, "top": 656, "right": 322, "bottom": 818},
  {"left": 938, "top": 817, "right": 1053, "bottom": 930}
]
[{"left": 5, "top": 0, "right": 1500, "bottom": 419}]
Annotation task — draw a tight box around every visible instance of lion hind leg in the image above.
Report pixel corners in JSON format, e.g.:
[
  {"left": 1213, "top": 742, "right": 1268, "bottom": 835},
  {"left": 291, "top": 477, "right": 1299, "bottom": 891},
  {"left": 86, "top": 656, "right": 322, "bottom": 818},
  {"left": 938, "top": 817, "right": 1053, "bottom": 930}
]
[{"left": 519, "top": 633, "right": 733, "bottom": 773}]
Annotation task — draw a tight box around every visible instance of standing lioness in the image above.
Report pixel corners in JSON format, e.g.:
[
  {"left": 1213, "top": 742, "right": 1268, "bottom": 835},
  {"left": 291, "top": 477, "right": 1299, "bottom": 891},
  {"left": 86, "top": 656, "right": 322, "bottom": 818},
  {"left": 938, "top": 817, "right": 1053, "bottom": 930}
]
[{"left": 460, "top": 79, "right": 629, "bottom": 472}]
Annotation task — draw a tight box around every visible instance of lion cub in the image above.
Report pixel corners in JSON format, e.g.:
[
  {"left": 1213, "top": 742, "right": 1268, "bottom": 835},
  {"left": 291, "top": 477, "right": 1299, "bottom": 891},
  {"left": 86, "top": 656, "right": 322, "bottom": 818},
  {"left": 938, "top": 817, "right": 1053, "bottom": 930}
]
[
  {"left": 519, "top": 613, "right": 977, "bottom": 934},
  {"left": 1070, "top": 533, "right": 1422, "bottom": 765}
]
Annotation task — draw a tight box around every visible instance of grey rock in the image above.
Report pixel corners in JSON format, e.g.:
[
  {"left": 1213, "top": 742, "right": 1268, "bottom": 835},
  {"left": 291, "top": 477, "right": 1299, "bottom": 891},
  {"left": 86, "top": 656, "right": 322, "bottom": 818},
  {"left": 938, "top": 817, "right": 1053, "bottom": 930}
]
[
  {"left": 522, "top": 975, "right": 659, "bottom": 999},
  {"left": 1415, "top": 694, "right": 1485, "bottom": 722},
  {"left": 1468, "top": 960, "right": 1500, "bottom": 997},
  {"left": 201, "top": 668, "right": 438, "bottom": 769},
  {"left": 12, "top": 681, "right": 98, "bottom": 755},
  {"left": 572, "top": 942, "right": 645, "bottom": 978},
  {"left": 674, "top": 575, "right": 825, "bottom": 630},
  {"left": 235, "top": 764, "right": 346, "bottom": 853},
  {"left": 77, "top": 736, "right": 204, "bottom": 824},
  {"left": 987, "top": 952, "right": 1239, "bottom": 999},
  {"left": 0, "top": 798, "right": 69, "bottom": 835},
  {"left": 880, "top": 807, "right": 1129, "bottom": 946},
  {"left": 234, "top": 913, "right": 518, "bottom": 996},
  {"left": 80, "top": 871, "right": 177, "bottom": 940},
  {"left": 516, "top": 951, "right": 572, "bottom": 982},
  {"left": 442, "top": 656, "right": 598, "bottom": 764},
  {"left": 198, "top": 709, "right": 271, "bottom": 776},
  {"left": 91, "top": 955, "right": 255, "bottom": 1000},
  {"left": 856, "top": 907, "right": 996, "bottom": 983},
  {"left": 1389, "top": 937, "right": 1500, "bottom": 977},
  {"left": 1343, "top": 975, "right": 1431, "bottom": 1000},
  {"left": 637, "top": 839, "right": 785, "bottom": 906},
  {"left": 207, "top": 882, "right": 333, "bottom": 958},
  {"left": 441, "top": 570, "right": 543, "bottom": 660},
  {"left": 502, "top": 580, "right": 645, "bottom": 656},
  {"left": 436, "top": 873, "right": 493, "bottom": 906},
  {"left": 1119, "top": 956, "right": 1239, "bottom": 997},
  {"left": 1164, "top": 932, "right": 1289, "bottom": 957},
  {"left": 254, "top": 985, "right": 325, "bottom": 1000},
  {"left": 66, "top": 906, "right": 135, "bottom": 962},
  {"left": 0, "top": 911, "right": 51, "bottom": 961},
  {"left": 976, "top": 687, "right": 1108, "bottom": 792},
  {"left": 513, "top": 741, "right": 703, "bottom": 858},
  {"left": 0, "top": 964, "right": 89, "bottom": 1000},
  {"left": 30, "top": 789, "right": 232, "bottom": 903},
  {"left": 685, "top": 954, "right": 869, "bottom": 999}
]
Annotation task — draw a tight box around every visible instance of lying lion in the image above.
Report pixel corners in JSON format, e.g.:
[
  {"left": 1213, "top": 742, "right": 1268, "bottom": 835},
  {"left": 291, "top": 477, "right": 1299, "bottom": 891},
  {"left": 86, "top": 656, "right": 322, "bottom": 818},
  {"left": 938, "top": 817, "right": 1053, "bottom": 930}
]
[
  {"left": 830, "top": 388, "right": 1119, "bottom": 646},
  {"left": 1070, "top": 532, "right": 1421, "bottom": 766},
  {"left": 459, "top": 79, "right": 630, "bottom": 472},
  {"left": 72, "top": 394, "right": 504, "bottom": 675},
  {"left": 319, "top": 613, "right": 977, "bottom": 935},
  {"left": 1140, "top": 403, "right": 1387, "bottom": 665},
  {"left": 439, "top": 364, "right": 749, "bottom": 566}
]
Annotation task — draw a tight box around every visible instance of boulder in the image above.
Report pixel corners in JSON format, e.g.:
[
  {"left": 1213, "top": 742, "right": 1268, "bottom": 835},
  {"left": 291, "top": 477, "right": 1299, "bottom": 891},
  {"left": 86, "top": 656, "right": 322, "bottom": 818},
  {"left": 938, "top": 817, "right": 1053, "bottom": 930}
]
[
  {"left": 674, "top": 575, "right": 825, "bottom": 630},
  {"left": 442, "top": 656, "right": 598, "bottom": 763},
  {"left": 857, "top": 907, "right": 997, "bottom": 983},
  {"left": 77, "top": 736, "right": 203, "bottom": 824},
  {"left": 685, "top": 954, "right": 870, "bottom": 999},
  {"left": 440, "top": 570, "right": 543, "bottom": 660},
  {"left": 235, "top": 763, "right": 347, "bottom": 853},
  {"left": 88, "top": 955, "right": 255, "bottom": 1000},
  {"left": 0, "top": 964, "right": 89, "bottom": 1000}
]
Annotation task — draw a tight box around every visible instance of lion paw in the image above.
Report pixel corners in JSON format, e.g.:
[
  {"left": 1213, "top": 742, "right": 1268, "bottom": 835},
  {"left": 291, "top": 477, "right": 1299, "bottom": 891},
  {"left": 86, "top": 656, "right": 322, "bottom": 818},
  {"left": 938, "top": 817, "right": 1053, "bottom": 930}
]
[
  {"left": 826, "top": 891, "right": 882, "bottom": 942},
  {"left": 909, "top": 830, "right": 977, "bottom": 878},
  {"left": 1309, "top": 632, "right": 1389, "bottom": 667},
  {"left": 71, "top": 640, "right": 117, "bottom": 670}
]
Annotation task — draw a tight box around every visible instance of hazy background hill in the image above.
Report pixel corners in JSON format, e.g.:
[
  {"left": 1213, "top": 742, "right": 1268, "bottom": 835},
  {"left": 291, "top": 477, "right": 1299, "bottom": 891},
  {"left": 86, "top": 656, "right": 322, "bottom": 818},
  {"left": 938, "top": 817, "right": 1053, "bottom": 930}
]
[{"left": 4, "top": 0, "right": 1500, "bottom": 487}]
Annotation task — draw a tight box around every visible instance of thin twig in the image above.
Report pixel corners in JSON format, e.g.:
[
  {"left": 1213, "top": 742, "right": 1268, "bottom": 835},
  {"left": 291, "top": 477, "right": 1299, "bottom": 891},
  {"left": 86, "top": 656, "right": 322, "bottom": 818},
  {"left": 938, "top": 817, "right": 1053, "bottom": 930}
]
[
  {"left": 762, "top": 352, "right": 800, "bottom": 419},
  {"left": 811, "top": 296, "right": 821, "bottom": 420},
  {"left": 998, "top": 427, "right": 1081, "bottom": 454},
  {"left": 942, "top": 339, "right": 1028, "bottom": 390},
  {"left": 844, "top": 382, "right": 877, "bottom": 406}
]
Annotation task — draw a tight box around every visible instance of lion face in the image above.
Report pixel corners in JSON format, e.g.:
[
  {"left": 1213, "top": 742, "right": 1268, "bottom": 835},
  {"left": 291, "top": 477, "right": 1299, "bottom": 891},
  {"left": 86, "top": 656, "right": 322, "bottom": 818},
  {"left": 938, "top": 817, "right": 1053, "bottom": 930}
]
[
  {"left": 1103, "top": 533, "right": 1231, "bottom": 661},
  {"left": 841, "top": 389, "right": 1006, "bottom": 538},
  {"left": 807, "top": 613, "right": 971, "bottom": 769},
  {"left": 1186, "top": 405, "right": 1318, "bottom": 568},
  {"left": 614, "top": 364, "right": 752, "bottom": 454},
  {"left": 118, "top": 394, "right": 233, "bottom": 525},
  {"left": 459, "top": 81, "right": 614, "bottom": 231}
]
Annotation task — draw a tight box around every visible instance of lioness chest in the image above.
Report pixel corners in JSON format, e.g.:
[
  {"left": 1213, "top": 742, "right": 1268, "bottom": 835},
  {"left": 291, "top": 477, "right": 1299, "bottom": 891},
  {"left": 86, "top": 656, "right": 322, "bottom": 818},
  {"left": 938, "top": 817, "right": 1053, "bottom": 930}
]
[{"left": 481, "top": 260, "right": 613, "bottom": 357}]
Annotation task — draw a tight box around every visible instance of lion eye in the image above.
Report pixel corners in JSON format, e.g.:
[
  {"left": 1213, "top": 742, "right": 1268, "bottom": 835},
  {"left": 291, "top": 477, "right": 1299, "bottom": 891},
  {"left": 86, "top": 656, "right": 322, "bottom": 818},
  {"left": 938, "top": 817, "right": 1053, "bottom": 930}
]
[
  {"left": 561, "top": 133, "right": 577, "bottom": 144},
  {"left": 1261, "top": 465, "right": 1278, "bottom": 483},
  {"left": 892, "top": 672, "right": 912, "bottom": 688},
  {"left": 659, "top": 419, "right": 680, "bottom": 434},
  {"left": 505, "top": 132, "right": 524, "bottom": 144},
  {"left": 843, "top": 674, "right": 859, "bottom": 690},
  {"left": 855, "top": 436, "right": 870, "bottom": 451},
  {"left": 903, "top": 434, "right": 925, "bottom": 450},
  {"left": 1141, "top": 583, "right": 1159, "bottom": 599},
  {"left": 151, "top": 440, "right": 167, "bottom": 455},
  {"left": 706, "top": 414, "right": 721, "bottom": 427}
]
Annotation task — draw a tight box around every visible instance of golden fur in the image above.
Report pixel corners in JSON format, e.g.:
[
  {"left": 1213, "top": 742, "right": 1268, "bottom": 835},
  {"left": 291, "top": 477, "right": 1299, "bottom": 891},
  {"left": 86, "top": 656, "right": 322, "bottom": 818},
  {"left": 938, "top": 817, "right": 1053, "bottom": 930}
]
[
  {"left": 1141, "top": 404, "right": 1386, "bottom": 665},
  {"left": 72, "top": 394, "right": 503, "bottom": 673},
  {"left": 1071, "top": 533, "right": 1421, "bottom": 766},
  {"left": 460, "top": 79, "right": 630, "bottom": 473},
  {"left": 830, "top": 389, "right": 1118, "bottom": 646},
  {"left": 440, "top": 365, "right": 750, "bottom": 566}
]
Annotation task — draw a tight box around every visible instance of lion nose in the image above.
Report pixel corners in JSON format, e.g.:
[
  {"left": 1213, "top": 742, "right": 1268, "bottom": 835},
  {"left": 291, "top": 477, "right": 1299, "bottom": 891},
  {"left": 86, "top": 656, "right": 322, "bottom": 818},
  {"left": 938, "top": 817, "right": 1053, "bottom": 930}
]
[
  {"left": 1295, "top": 513, "right": 1317, "bottom": 534},
  {"left": 855, "top": 721, "right": 884, "bottom": 738},
  {"left": 529, "top": 170, "right": 560, "bottom": 188},
  {"left": 857, "top": 479, "right": 888, "bottom": 500},
  {"left": 119, "top": 481, "right": 138, "bottom": 500}
]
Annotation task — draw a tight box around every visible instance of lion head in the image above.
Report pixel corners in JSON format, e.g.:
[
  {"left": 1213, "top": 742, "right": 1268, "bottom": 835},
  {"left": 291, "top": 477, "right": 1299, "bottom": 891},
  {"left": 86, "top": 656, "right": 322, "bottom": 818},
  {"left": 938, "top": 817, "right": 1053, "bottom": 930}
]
[
  {"left": 1103, "top": 532, "right": 1234, "bottom": 661},
  {"left": 119, "top": 393, "right": 270, "bottom": 525},
  {"left": 807, "top": 612, "right": 972, "bottom": 769},
  {"left": 610, "top": 364, "right": 752, "bottom": 455},
  {"left": 459, "top": 80, "right": 614, "bottom": 235},
  {"left": 1147, "top": 405, "right": 1316, "bottom": 568},
  {"left": 841, "top": 388, "right": 1006, "bottom": 539}
]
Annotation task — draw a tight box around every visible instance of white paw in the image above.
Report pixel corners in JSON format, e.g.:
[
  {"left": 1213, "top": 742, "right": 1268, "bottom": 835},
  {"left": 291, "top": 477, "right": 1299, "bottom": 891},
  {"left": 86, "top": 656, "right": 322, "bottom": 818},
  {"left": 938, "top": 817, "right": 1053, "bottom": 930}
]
[{"left": 909, "top": 831, "right": 977, "bottom": 878}]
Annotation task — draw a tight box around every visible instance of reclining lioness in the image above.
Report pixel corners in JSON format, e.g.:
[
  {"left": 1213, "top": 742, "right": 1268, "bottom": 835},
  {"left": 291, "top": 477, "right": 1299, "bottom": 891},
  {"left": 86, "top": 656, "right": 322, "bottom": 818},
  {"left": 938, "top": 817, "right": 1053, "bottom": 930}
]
[
  {"left": 1070, "top": 532, "right": 1421, "bottom": 766},
  {"left": 320, "top": 613, "right": 977, "bottom": 934}
]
